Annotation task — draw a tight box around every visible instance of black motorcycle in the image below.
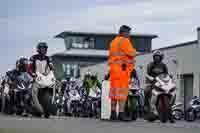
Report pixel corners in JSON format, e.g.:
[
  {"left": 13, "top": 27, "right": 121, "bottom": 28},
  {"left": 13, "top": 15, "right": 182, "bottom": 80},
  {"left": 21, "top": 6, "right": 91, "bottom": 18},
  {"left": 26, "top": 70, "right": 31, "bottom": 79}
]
[{"left": 15, "top": 73, "right": 33, "bottom": 116}]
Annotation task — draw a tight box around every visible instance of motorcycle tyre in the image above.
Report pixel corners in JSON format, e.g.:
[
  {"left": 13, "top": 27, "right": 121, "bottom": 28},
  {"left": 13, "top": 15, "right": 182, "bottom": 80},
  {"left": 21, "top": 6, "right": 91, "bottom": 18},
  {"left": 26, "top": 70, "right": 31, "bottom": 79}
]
[
  {"left": 186, "top": 108, "right": 196, "bottom": 122},
  {"left": 172, "top": 109, "right": 184, "bottom": 120},
  {"left": 125, "top": 95, "right": 138, "bottom": 121},
  {"left": 157, "top": 95, "right": 170, "bottom": 123}
]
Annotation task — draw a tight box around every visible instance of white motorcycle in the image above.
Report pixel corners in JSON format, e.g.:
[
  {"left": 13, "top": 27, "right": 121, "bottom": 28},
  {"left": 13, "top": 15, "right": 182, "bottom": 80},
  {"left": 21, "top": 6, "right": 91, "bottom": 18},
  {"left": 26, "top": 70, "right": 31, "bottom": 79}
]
[
  {"left": 66, "top": 88, "right": 82, "bottom": 117},
  {"left": 55, "top": 93, "right": 66, "bottom": 116},
  {"left": 147, "top": 74, "right": 176, "bottom": 123},
  {"left": 88, "top": 86, "right": 101, "bottom": 118},
  {"left": 34, "top": 71, "right": 57, "bottom": 118}
]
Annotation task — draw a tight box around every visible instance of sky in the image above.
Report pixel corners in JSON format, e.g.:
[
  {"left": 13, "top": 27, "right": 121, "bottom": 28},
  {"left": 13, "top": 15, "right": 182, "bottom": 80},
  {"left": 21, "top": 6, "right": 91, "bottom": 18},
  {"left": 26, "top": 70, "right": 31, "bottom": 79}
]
[{"left": 2, "top": 0, "right": 200, "bottom": 74}]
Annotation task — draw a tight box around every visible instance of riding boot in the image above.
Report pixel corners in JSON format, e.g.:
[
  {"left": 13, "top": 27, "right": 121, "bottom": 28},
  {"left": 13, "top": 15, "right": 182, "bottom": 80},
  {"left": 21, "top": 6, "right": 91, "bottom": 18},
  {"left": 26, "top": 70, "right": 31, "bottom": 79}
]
[
  {"left": 118, "top": 112, "right": 131, "bottom": 121},
  {"left": 110, "top": 111, "right": 117, "bottom": 121},
  {"left": 168, "top": 108, "right": 175, "bottom": 123},
  {"left": 144, "top": 89, "right": 151, "bottom": 114}
]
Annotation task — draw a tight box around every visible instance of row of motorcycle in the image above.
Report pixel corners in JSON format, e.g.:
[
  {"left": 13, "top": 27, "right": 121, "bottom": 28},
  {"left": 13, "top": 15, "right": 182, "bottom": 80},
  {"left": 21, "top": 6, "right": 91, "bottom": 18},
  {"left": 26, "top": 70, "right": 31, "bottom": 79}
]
[
  {"left": 0, "top": 71, "right": 200, "bottom": 122},
  {"left": 0, "top": 71, "right": 102, "bottom": 119},
  {"left": 55, "top": 80, "right": 101, "bottom": 118},
  {"left": 0, "top": 71, "right": 58, "bottom": 118}
]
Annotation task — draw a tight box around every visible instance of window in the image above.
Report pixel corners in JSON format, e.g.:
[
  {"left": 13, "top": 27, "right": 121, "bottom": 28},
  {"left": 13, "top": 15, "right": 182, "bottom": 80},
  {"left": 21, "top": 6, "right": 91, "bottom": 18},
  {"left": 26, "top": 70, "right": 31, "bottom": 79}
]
[
  {"left": 68, "top": 36, "right": 95, "bottom": 49},
  {"left": 62, "top": 63, "right": 80, "bottom": 78}
]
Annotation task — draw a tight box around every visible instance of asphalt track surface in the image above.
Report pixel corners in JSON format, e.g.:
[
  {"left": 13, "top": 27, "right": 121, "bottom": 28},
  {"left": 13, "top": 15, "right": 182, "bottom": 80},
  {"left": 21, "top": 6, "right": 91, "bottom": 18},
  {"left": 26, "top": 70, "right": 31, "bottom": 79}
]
[{"left": 0, "top": 114, "right": 199, "bottom": 133}]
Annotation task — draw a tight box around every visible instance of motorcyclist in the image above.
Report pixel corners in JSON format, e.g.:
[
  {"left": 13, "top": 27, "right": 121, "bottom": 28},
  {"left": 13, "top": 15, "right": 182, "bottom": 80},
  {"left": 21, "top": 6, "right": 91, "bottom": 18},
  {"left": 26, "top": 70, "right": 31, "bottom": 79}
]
[
  {"left": 83, "top": 72, "right": 101, "bottom": 98},
  {"left": 5, "top": 57, "right": 30, "bottom": 115},
  {"left": 91, "top": 73, "right": 101, "bottom": 91},
  {"left": 144, "top": 50, "right": 168, "bottom": 110},
  {"left": 144, "top": 50, "right": 175, "bottom": 123},
  {"left": 15, "top": 58, "right": 32, "bottom": 116},
  {"left": 82, "top": 72, "right": 92, "bottom": 97},
  {"left": 29, "top": 42, "right": 54, "bottom": 117}
]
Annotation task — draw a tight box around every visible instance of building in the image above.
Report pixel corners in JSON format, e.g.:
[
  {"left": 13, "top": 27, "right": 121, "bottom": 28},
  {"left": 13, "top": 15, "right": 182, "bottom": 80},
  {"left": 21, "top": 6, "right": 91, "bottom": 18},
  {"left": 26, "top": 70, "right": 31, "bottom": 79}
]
[
  {"left": 51, "top": 31, "right": 157, "bottom": 80},
  {"left": 136, "top": 28, "right": 200, "bottom": 107},
  {"left": 81, "top": 27, "right": 200, "bottom": 106}
]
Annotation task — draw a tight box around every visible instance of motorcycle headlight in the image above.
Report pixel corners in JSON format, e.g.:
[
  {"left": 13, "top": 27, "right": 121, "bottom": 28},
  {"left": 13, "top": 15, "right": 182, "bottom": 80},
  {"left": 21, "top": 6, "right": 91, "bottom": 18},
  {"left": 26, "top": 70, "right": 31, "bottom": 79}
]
[
  {"left": 155, "top": 82, "right": 161, "bottom": 88},
  {"left": 154, "top": 86, "right": 165, "bottom": 92},
  {"left": 170, "top": 87, "right": 176, "bottom": 93},
  {"left": 51, "top": 78, "right": 56, "bottom": 82}
]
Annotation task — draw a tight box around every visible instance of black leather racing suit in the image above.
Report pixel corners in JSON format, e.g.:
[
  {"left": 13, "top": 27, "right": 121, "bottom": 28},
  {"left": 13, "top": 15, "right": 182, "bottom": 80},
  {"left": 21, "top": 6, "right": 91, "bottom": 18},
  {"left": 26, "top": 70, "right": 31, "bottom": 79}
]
[{"left": 144, "top": 62, "right": 168, "bottom": 111}]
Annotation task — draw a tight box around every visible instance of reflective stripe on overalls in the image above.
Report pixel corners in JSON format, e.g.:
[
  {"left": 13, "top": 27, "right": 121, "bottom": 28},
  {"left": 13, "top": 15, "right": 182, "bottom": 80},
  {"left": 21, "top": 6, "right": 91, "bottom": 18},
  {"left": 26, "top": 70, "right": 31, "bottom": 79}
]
[{"left": 109, "top": 38, "right": 133, "bottom": 64}]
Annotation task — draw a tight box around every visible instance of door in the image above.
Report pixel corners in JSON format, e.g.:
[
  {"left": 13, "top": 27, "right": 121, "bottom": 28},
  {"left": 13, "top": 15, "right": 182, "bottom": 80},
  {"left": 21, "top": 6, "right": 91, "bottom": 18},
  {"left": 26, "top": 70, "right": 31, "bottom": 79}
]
[{"left": 182, "top": 74, "right": 193, "bottom": 110}]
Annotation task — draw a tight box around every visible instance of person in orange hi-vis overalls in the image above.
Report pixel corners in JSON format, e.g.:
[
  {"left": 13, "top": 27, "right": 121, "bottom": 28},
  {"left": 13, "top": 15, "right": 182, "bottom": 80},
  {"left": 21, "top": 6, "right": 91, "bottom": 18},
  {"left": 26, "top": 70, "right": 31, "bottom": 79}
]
[{"left": 109, "top": 25, "right": 136, "bottom": 121}]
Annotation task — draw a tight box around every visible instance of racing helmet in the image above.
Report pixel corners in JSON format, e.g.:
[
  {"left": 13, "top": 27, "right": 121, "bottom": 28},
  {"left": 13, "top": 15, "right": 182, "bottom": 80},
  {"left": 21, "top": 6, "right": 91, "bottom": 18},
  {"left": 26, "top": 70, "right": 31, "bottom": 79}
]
[
  {"left": 37, "top": 42, "right": 48, "bottom": 54},
  {"left": 153, "top": 50, "right": 164, "bottom": 61}
]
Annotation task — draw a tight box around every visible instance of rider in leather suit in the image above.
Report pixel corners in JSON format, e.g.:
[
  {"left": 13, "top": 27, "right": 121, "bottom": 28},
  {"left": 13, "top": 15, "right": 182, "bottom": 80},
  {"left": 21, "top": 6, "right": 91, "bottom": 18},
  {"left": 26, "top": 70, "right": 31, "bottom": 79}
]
[
  {"left": 144, "top": 50, "right": 175, "bottom": 123},
  {"left": 29, "top": 42, "right": 54, "bottom": 117}
]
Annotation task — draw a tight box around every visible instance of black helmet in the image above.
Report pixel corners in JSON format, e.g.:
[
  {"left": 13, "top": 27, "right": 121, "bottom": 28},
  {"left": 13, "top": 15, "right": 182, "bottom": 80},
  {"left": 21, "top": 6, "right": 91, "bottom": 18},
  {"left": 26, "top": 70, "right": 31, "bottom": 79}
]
[
  {"left": 16, "top": 57, "right": 28, "bottom": 72},
  {"left": 18, "top": 57, "right": 28, "bottom": 65},
  {"left": 37, "top": 42, "right": 48, "bottom": 49},
  {"left": 119, "top": 25, "right": 131, "bottom": 34}
]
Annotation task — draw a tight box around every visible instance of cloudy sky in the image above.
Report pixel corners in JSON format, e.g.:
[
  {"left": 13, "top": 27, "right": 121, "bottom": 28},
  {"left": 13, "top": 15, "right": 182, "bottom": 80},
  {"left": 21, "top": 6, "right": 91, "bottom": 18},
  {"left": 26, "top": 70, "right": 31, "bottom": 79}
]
[{"left": 2, "top": 0, "right": 200, "bottom": 74}]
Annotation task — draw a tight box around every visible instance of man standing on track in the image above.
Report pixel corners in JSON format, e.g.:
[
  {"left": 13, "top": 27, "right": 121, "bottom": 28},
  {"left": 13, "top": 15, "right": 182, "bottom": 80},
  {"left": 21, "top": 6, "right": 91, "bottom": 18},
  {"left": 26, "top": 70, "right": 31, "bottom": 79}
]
[{"left": 109, "top": 25, "right": 136, "bottom": 121}]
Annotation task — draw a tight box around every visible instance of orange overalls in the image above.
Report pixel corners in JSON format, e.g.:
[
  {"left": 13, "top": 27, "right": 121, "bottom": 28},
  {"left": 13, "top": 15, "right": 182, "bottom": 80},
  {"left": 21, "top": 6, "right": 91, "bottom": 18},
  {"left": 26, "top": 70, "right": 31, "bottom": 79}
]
[{"left": 109, "top": 36, "right": 136, "bottom": 101}]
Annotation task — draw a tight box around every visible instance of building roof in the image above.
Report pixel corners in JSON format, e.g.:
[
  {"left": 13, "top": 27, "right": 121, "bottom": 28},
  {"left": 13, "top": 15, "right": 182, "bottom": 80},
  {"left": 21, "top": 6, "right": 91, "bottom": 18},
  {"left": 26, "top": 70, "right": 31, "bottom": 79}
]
[
  {"left": 52, "top": 48, "right": 141, "bottom": 58},
  {"left": 155, "top": 40, "right": 198, "bottom": 51},
  {"left": 55, "top": 31, "right": 158, "bottom": 39},
  {"left": 135, "top": 40, "right": 198, "bottom": 57},
  {"left": 52, "top": 49, "right": 109, "bottom": 58}
]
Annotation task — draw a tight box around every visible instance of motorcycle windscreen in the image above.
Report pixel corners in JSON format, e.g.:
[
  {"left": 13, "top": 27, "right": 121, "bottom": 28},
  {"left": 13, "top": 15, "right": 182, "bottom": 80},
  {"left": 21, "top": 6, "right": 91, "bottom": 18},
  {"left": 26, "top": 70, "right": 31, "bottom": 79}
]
[{"left": 35, "top": 60, "right": 50, "bottom": 74}]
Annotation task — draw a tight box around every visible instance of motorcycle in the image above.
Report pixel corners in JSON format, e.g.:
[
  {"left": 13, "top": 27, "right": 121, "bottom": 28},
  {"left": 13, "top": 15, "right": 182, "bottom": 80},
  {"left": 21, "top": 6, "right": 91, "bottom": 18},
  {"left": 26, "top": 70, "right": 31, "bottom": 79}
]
[
  {"left": 125, "top": 79, "right": 140, "bottom": 120},
  {"left": 15, "top": 72, "right": 33, "bottom": 116},
  {"left": 55, "top": 93, "right": 65, "bottom": 116},
  {"left": 34, "top": 71, "right": 57, "bottom": 118},
  {"left": 185, "top": 96, "right": 200, "bottom": 122},
  {"left": 65, "top": 88, "right": 82, "bottom": 117},
  {"left": 79, "top": 87, "right": 91, "bottom": 118},
  {"left": 172, "top": 102, "right": 184, "bottom": 120},
  {"left": 147, "top": 74, "right": 176, "bottom": 123},
  {"left": 87, "top": 86, "right": 101, "bottom": 119}
]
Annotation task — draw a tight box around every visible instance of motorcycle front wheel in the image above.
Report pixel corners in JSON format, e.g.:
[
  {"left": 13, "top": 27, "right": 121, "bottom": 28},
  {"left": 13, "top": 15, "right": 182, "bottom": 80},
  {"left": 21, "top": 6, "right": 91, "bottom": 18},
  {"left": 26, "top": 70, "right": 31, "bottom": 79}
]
[
  {"left": 172, "top": 109, "right": 184, "bottom": 120},
  {"left": 157, "top": 95, "right": 170, "bottom": 123}
]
